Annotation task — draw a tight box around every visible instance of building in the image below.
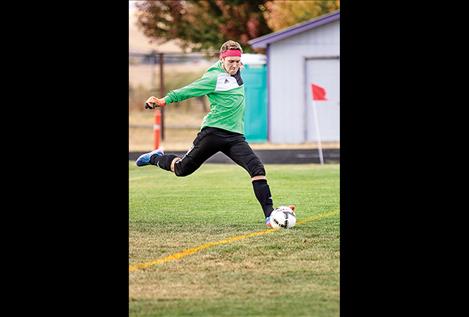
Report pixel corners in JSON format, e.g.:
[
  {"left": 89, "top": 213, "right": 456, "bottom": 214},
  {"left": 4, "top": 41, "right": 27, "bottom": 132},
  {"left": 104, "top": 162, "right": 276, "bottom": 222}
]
[{"left": 248, "top": 10, "right": 340, "bottom": 144}]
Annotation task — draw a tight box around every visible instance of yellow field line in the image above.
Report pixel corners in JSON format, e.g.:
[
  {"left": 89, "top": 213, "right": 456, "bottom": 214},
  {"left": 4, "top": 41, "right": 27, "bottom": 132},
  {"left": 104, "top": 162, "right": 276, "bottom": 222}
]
[{"left": 129, "top": 210, "right": 339, "bottom": 272}]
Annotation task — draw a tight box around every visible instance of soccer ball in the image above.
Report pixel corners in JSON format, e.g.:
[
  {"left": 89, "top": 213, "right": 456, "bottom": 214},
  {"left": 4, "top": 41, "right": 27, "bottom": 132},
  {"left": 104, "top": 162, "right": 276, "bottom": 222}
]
[{"left": 270, "top": 206, "right": 296, "bottom": 229}]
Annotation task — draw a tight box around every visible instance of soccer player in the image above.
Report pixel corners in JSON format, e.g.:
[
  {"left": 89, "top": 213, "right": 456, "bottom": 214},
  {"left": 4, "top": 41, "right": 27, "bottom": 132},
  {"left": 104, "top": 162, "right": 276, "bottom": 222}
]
[{"left": 136, "top": 40, "right": 295, "bottom": 227}]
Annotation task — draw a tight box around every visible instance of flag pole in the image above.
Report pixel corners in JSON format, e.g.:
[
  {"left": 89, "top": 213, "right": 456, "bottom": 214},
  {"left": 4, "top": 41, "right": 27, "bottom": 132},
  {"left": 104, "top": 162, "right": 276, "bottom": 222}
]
[{"left": 311, "top": 98, "right": 324, "bottom": 165}]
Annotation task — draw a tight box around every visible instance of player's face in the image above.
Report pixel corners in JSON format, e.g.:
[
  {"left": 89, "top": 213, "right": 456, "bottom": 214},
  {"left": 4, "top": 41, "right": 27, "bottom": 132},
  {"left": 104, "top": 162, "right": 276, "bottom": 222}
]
[{"left": 222, "top": 57, "right": 241, "bottom": 75}]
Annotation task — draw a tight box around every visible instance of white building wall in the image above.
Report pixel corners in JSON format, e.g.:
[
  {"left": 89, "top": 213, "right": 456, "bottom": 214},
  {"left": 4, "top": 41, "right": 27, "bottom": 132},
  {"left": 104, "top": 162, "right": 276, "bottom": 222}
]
[{"left": 269, "top": 21, "right": 339, "bottom": 143}]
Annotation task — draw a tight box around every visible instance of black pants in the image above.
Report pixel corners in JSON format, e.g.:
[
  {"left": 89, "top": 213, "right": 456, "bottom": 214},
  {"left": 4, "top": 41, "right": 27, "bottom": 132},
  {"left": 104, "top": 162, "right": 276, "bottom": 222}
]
[{"left": 174, "top": 127, "right": 265, "bottom": 178}]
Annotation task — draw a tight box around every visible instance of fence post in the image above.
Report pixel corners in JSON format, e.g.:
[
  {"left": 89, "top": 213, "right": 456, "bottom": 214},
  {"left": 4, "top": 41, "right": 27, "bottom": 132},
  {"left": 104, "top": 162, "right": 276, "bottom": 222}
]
[{"left": 159, "top": 53, "right": 165, "bottom": 140}]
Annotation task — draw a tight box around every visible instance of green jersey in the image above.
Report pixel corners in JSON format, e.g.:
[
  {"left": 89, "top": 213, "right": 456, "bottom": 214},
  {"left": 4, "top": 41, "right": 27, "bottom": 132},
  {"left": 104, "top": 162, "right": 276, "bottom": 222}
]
[{"left": 164, "top": 61, "right": 245, "bottom": 134}]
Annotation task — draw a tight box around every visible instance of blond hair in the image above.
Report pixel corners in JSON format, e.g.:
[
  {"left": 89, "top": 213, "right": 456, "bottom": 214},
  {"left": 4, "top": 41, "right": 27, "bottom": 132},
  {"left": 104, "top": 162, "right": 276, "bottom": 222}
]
[{"left": 219, "top": 40, "right": 243, "bottom": 54}]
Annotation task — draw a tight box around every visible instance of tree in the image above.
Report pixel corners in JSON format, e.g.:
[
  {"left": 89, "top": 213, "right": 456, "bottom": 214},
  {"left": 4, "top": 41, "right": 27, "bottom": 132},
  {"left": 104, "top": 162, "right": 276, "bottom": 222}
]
[
  {"left": 263, "top": 0, "right": 340, "bottom": 32},
  {"left": 134, "top": 0, "right": 272, "bottom": 54}
]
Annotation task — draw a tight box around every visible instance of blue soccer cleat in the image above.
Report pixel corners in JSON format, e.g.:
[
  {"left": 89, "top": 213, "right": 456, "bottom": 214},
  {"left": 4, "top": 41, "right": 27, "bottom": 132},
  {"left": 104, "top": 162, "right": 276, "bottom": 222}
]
[
  {"left": 135, "top": 148, "right": 164, "bottom": 167},
  {"left": 265, "top": 216, "right": 272, "bottom": 228}
]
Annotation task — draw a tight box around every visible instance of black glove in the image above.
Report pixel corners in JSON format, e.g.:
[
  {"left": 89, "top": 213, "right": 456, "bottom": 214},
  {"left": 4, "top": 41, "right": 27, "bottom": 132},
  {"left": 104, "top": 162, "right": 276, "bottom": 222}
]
[{"left": 144, "top": 102, "right": 157, "bottom": 109}]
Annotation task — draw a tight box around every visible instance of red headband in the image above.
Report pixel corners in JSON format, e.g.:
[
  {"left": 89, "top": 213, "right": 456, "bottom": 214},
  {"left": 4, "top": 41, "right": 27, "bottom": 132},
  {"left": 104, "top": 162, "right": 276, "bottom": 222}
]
[{"left": 220, "top": 49, "right": 242, "bottom": 58}]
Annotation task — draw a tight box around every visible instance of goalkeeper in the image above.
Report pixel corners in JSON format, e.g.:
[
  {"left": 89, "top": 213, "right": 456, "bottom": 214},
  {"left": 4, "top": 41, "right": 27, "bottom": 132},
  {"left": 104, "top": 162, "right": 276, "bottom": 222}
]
[{"left": 136, "top": 40, "right": 295, "bottom": 227}]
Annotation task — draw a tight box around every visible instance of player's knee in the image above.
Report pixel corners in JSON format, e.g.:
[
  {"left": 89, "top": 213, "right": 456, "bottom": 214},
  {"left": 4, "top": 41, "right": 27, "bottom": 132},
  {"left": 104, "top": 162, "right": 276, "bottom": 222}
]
[
  {"left": 249, "top": 161, "right": 266, "bottom": 177},
  {"left": 174, "top": 162, "right": 195, "bottom": 177},
  {"left": 174, "top": 167, "right": 192, "bottom": 177},
  {"left": 174, "top": 169, "right": 186, "bottom": 177}
]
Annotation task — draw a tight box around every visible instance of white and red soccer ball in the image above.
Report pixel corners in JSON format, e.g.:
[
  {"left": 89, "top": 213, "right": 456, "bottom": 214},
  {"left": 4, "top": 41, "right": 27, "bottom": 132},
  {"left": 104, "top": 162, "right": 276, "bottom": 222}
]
[{"left": 270, "top": 206, "right": 296, "bottom": 229}]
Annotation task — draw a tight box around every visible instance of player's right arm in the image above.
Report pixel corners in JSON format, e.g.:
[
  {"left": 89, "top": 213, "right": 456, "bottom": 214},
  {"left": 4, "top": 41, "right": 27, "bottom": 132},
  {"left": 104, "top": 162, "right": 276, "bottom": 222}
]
[
  {"left": 145, "top": 96, "right": 166, "bottom": 108},
  {"left": 144, "top": 70, "right": 216, "bottom": 109},
  {"left": 163, "top": 71, "right": 217, "bottom": 104}
]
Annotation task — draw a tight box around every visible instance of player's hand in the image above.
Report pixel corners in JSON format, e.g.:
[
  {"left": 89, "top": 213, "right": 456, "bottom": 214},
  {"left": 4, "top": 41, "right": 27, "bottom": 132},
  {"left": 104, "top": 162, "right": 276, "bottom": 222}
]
[{"left": 144, "top": 96, "right": 166, "bottom": 109}]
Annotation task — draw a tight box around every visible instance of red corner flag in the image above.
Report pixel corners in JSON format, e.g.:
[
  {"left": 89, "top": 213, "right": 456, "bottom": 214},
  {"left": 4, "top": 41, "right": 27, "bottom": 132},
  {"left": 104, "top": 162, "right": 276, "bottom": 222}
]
[{"left": 311, "top": 83, "right": 327, "bottom": 101}]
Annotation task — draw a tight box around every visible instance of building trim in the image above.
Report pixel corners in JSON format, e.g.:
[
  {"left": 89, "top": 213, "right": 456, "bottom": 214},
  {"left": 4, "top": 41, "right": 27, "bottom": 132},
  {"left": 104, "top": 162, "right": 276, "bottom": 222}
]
[{"left": 249, "top": 11, "right": 340, "bottom": 48}]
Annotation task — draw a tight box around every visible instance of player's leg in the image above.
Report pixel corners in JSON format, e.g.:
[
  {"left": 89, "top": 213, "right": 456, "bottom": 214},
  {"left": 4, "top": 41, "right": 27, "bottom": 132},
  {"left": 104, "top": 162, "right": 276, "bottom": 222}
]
[
  {"left": 135, "top": 148, "right": 165, "bottom": 167},
  {"left": 138, "top": 128, "right": 221, "bottom": 177},
  {"left": 221, "top": 138, "right": 275, "bottom": 225}
]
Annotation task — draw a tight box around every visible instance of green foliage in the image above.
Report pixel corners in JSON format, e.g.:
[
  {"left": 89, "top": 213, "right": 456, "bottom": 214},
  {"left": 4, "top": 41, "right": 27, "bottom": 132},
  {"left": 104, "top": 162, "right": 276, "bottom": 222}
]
[
  {"left": 264, "top": 0, "right": 340, "bottom": 31},
  {"left": 134, "top": 1, "right": 340, "bottom": 54},
  {"left": 135, "top": 0, "right": 272, "bottom": 54}
]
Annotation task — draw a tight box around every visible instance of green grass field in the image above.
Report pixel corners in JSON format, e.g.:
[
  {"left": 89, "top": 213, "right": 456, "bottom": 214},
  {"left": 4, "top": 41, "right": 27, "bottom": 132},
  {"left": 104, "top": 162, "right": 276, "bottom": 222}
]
[{"left": 129, "top": 162, "right": 340, "bottom": 317}]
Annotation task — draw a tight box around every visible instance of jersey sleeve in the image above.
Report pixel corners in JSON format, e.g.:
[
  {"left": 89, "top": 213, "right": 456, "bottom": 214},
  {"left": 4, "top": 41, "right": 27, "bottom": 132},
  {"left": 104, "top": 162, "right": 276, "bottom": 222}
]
[{"left": 164, "top": 71, "right": 217, "bottom": 104}]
